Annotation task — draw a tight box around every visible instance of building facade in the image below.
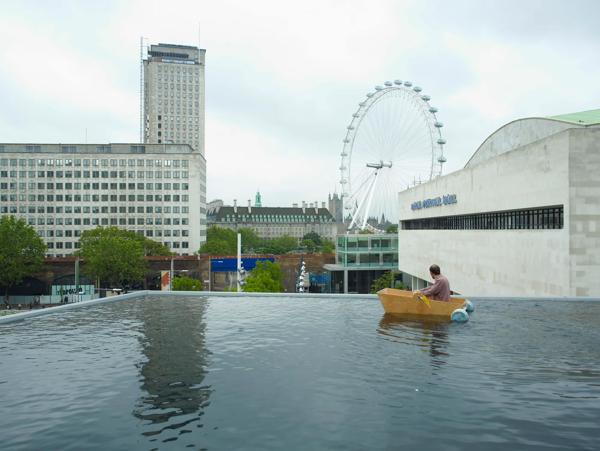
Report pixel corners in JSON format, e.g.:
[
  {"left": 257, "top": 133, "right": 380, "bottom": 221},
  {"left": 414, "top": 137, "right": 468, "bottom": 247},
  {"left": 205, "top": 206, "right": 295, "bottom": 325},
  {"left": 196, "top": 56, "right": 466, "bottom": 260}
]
[
  {"left": 0, "top": 143, "right": 206, "bottom": 257},
  {"left": 324, "top": 233, "right": 399, "bottom": 293},
  {"left": 207, "top": 201, "right": 337, "bottom": 241},
  {"left": 143, "top": 43, "right": 207, "bottom": 244},
  {"left": 397, "top": 109, "right": 600, "bottom": 297}
]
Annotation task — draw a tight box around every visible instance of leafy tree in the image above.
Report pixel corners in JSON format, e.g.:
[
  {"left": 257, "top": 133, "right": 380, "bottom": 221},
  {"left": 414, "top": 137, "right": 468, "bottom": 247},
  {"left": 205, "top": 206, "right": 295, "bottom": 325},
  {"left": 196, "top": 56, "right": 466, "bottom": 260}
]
[
  {"left": 262, "top": 235, "right": 298, "bottom": 254},
  {"left": 172, "top": 275, "right": 202, "bottom": 291},
  {"left": 370, "top": 271, "right": 405, "bottom": 294},
  {"left": 199, "top": 226, "right": 237, "bottom": 255},
  {"left": 301, "top": 238, "right": 317, "bottom": 253},
  {"left": 302, "top": 231, "right": 322, "bottom": 246},
  {"left": 244, "top": 261, "right": 284, "bottom": 292},
  {"left": 0, "top": 216, "right": 46, "bottom": 305},
  {"left": 239, "top": 227, "right": 261, "bottom": 252},
  {"left": 385, "top": 224, "right": 398, "bottom": 234},
  {"left": 78, "top": 227, "right": 147, "bottom": 288},
  {"left": 320, "top": 238, "right": 335, "bottom": 253}
]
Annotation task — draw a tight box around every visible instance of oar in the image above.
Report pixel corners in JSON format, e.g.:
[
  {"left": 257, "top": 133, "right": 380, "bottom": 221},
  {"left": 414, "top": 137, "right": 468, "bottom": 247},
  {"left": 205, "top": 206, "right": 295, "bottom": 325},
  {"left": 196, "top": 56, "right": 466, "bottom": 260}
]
[{"left": 413, "top": 292, "right": 431, "bottom": 308}]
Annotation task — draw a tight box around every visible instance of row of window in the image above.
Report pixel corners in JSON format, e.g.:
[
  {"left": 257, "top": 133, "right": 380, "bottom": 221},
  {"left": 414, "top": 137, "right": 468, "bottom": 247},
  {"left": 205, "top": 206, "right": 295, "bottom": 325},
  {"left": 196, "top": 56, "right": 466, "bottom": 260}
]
[
  {"left": 2, "top": 193, "right": 189, "bottom": 203},
  {"left": 38, "top": 227, "right": 189, "bottom": 236},
  {"left": 3, "top": 204, "right": 190, "bottom": 214},
  {"left": 0, "top": 158, "right": 190, "bottom": 167},
  {"left": 0, "top": 145, "right": 153, "bottom": 154},
  {"left": 1, "top": 170, "right": 189, "bottom": 179},
  {"left": 46, "top": 241, "right": 190, "bottom": 250},
  {"left": 2, "top": 181, "right": 189, "bottom": 190},
  {"left": 401, "top": 206, "right": 564, "bottom": 230}
]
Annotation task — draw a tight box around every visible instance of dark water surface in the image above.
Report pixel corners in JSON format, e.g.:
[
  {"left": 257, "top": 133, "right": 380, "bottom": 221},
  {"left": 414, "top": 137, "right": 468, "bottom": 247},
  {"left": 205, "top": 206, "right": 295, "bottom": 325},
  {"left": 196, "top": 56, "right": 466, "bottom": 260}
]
[{"left": 1, "top": 296, "right": 599, "bottom": 450}]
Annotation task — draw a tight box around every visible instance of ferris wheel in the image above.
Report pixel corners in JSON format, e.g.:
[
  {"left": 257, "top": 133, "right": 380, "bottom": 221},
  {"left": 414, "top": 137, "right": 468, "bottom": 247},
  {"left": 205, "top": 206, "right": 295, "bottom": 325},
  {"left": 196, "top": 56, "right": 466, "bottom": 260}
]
[{"left": 340, "top": 79, "right": 447, "bottom": 232}]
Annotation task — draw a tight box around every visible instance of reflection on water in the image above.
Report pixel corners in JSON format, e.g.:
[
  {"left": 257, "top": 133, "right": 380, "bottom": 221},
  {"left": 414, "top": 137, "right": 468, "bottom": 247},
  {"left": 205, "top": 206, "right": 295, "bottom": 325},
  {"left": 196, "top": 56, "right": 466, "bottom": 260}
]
[
  {"left": 133, "top": 297, "right": 212, "bottom": 443},
  {"left": 378, "top": 314, "right": 450, "bottom": 368}
]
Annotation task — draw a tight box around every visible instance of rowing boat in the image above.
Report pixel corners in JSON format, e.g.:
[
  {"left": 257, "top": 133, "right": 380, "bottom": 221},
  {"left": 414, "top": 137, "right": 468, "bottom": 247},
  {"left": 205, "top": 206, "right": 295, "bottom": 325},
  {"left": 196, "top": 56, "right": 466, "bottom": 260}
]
[{"left": 377, "top": 288, "right": 467, "bottom": 320}]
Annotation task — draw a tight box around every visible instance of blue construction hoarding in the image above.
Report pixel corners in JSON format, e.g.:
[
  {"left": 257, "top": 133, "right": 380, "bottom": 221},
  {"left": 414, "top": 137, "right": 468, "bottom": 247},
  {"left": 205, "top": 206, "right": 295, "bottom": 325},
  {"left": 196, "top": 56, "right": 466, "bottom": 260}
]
[{"left": 210, "top": 257, "right": 275, "bottom": 272}]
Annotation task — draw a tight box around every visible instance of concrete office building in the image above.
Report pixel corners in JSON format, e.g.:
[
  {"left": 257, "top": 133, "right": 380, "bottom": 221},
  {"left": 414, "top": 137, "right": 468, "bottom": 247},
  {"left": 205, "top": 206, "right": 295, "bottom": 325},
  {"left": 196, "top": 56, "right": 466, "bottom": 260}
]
[
  {"left": 397, "top": 109, "right": 600, "bottom": 297},
  {"left": 0, "top": 143, "right": 205, "bottom": 257},
  {"left": 143, "top": 43, "right": 207, "bottom": 243}
]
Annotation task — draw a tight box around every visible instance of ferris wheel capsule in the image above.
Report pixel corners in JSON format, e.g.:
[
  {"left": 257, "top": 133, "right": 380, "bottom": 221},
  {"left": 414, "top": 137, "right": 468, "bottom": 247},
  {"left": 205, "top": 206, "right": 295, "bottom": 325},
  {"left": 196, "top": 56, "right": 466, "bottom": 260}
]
[
  {"left": 438, "top": 155, "right": 447, "bottom": 163},
  {"left": 347, "top": 125, "right": 355, "bottom": 130},
  {"left": 366, "top": 92, "right": 374, "bottom": 98},
  {"left": 384, "top": 81, "right": 393, "bottom": 87},
  {"left": 437, "top": 138, "right": 447, "bottom": 145},
  {"left": 359, "top": 101, "right": 366, "bottom": 107},
  {"left": 403, "top": 81, "right": 412, "bottom": 87},
  {"left": 434, "top": 121, "right": 444, "bottom": 128},
  {"left": 352, "top": 113, "right": 360, "bottom": 118},
  {"left": 341, "top": 151, "right": 348, "bottom": 156},
  {"left": 343, "top": 138, "right": 350, "bottom": 143},
  {"left": 429, "top": 107, "right": 438, "bottom": 113},
  {"left": 421, "top": 95, "right": 431, "bottom": 101},
  {"left": 413, "top": 86, "right": 422, "bottom": 92},
  {"left": 394, "top": 80, "right": 402, "bottom": 85},
  {"left": 375, "top": 85, "right": 383, "bottom": 91}
]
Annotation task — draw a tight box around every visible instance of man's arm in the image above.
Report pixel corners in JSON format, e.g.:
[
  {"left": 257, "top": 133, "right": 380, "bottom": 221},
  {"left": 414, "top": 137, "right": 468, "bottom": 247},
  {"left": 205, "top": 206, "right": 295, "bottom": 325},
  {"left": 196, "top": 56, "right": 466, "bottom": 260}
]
[{"left": 420, "top": 279, "right": 441, "bottom": 297}]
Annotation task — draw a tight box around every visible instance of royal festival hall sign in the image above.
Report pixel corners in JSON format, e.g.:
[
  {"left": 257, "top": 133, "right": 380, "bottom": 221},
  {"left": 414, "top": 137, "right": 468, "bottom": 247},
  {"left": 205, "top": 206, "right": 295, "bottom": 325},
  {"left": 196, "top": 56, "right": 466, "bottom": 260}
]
[{"left": 411, "top": 194, "right": 457, "bottom": 211}]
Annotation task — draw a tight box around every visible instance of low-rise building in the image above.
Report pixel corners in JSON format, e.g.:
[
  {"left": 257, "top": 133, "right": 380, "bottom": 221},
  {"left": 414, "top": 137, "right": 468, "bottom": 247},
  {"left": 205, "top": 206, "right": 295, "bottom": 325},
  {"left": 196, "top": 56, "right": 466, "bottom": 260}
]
[{"left": 207, "top": 200, "right": 337, "bottom": 242}]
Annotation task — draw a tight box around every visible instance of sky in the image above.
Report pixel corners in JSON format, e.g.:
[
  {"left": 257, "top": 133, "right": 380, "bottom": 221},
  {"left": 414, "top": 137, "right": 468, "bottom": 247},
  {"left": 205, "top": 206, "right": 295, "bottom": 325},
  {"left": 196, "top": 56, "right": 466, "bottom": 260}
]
[{"left": 1, "top": 0, "right": 598, "bottom": 208}]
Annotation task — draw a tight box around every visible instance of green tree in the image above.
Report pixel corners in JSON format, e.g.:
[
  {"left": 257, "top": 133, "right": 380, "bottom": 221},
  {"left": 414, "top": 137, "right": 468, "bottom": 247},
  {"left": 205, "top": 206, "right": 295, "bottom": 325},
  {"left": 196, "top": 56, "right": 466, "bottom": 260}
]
[
  {"left": 262, "top": 235, "right": 298, "bottom": 254},
  {"left": 239, "top": 227, "right": 261, "bottom": 252},
  {"left": 78, "top": 227, "right": 147, "bottom": 288},
  {"left": 0, "top": 216, "right": 46, "bottom": 305},
  {"left": 199, "top": 226, "right": 237, "bottom": 255},
  {"left": 385, "top": 224, "right": 398, "bottom": 234},
  {"left": 302, "top": 231, "right": 322, "bottom": 246},
  {"left": 320, "top": 238, "right": 335, "bottom": 253},
  {"left": 244, "top": 261, "right": 284, "bottom": 292},
  {"left": 300, "top": 238, "right": 317, "bottom": 253},
  {"left": 172, "top": 275, "right": 202, "bottom": 291},
  {"left": 370, "top": 271, "right": 405, "bottom": 294}
]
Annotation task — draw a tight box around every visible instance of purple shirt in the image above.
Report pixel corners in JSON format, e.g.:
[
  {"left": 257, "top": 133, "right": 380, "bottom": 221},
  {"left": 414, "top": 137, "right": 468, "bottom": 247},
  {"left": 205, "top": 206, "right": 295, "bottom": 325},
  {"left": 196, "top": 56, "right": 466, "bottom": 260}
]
[{"left": 421, "top": 274, "right": 451, "bottom": 301}]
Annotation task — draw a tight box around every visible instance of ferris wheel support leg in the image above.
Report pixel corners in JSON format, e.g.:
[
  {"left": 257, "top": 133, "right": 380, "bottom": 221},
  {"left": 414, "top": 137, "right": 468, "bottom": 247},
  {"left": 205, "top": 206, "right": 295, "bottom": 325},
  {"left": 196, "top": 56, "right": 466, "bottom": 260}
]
[
  {"left": 348, "top": 170, "right": 379, "bottom": 231},
  {"left": 361, "top": 170, "right": 381, "bottom": 229}
]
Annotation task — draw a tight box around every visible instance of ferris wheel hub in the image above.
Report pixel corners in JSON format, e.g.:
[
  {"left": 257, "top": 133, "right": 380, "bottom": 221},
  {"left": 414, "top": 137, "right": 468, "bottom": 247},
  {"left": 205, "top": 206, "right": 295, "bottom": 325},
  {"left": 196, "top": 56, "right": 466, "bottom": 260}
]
[{"left": 366, "top": 160, "right": 392, "bottom": 169}]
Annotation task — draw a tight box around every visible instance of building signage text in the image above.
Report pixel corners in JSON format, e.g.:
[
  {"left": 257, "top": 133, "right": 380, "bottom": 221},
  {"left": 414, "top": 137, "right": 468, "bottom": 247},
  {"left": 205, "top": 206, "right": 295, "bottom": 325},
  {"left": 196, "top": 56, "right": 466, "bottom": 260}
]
[{"left": 411, "top": 194, "right": 457, "bottom": 211}]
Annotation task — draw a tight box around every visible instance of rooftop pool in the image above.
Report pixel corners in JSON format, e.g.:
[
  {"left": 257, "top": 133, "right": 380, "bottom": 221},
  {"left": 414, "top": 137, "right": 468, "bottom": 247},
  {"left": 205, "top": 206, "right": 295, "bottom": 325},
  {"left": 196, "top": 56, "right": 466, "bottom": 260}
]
[{"left": 1, "top": 294, "right": 599, "bottom": 450}]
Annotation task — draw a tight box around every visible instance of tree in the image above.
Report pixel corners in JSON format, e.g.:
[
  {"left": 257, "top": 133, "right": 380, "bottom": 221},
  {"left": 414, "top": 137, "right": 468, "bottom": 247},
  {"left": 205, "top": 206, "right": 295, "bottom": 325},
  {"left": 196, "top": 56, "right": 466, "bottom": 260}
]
[
  {"left": 0, "top": 216, "right": 46, "bottom": 305},
  {"left": 302, "top": 231, "right": 322, "bottom": 246},
  {"left": 199, "top": 226, "right": 237, "bottom": 255},
  {"left": 244, "top": 261, "right": 284, "bottom": 292},
  {"left": 262, "top": 235, "right": 298, "bottom": 254},
  {"left": 385, "top": 224, "right": 398, "bottom": 234},
  {"left": 239, "top": 227, "right": 261, "bottom": 252},
  {"left": 320, "top": 238, "right": 335, "bottom": 253},
  {"left": 300, "top": 238, "right": 317, "bottom": 253},
  {"left": 172, "top": 275, "right": 202, "bottom": 291},
  {"left": 78, "top": 227, "right": 147, "bottom": 288},
  {"left": 370, "top": 271, "right": 405, "bottom": 294}
]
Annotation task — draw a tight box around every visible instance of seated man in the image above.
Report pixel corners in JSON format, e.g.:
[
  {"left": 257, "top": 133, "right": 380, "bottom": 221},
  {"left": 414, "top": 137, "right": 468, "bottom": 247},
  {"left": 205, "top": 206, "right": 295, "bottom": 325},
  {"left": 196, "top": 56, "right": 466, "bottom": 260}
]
[{"left": 414, "top": 264, "right": 450, "bottom": 302}]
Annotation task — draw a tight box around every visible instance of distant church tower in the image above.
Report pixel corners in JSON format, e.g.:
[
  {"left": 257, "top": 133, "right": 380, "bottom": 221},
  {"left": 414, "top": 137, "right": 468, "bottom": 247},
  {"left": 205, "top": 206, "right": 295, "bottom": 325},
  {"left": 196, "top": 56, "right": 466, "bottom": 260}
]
[{"left": 254, "top": 190, "right": 262, "bottom": 207}]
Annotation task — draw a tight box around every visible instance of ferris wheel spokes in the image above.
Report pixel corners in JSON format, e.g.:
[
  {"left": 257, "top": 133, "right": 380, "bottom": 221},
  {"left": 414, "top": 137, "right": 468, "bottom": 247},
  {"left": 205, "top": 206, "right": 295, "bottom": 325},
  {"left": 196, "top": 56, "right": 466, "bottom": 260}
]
[{"left": 347, "top": 161, "right": 392, "bottom": 231}]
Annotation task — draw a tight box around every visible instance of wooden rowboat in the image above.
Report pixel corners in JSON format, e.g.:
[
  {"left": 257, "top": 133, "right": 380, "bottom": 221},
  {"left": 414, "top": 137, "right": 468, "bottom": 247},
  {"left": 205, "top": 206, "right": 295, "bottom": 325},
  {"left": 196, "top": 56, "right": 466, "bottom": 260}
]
[{"left": 377, "top": 288, "right": 466, "bottom": 320}]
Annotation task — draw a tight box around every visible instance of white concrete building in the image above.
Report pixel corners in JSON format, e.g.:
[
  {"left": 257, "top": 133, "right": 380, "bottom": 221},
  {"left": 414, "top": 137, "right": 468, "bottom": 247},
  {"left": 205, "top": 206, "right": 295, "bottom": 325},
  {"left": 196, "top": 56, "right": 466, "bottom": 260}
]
[
  {"left": 0, "top": 143, "right": 206, "bottom": 257},
  {"left": 397, "top": 109, "right": 600, "bottom": 297},
  {"left": 143, "top": 43, "right": 207, "bottom": 244}
]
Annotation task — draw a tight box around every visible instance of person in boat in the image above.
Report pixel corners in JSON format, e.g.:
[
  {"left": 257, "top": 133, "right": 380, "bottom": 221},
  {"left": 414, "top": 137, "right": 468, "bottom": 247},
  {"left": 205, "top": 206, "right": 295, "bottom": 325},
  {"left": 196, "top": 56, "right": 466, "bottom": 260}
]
[{"left": 414, "top": 264, "right": 451, "bottom": 302}]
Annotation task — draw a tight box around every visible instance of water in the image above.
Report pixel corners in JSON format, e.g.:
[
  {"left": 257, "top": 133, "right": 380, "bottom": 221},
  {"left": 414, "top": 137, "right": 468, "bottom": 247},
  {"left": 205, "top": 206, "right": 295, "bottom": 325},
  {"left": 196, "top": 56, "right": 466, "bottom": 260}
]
[{"left": 1, "top": 296, "right": 599, "bottom": 450}]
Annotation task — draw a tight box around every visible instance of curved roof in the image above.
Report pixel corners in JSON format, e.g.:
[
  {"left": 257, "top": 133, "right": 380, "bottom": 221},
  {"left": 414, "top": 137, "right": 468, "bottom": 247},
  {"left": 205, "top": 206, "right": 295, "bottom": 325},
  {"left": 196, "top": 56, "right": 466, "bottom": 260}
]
[{"left": 465, "top": 109, "right": 600, "bottom": 168}]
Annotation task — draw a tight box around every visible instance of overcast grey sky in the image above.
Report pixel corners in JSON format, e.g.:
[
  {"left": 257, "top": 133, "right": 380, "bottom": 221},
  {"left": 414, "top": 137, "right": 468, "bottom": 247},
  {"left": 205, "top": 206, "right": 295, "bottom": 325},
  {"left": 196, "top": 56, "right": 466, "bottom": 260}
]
[{"left": 1, "top": 0, "right": 598, "bottom": 207}]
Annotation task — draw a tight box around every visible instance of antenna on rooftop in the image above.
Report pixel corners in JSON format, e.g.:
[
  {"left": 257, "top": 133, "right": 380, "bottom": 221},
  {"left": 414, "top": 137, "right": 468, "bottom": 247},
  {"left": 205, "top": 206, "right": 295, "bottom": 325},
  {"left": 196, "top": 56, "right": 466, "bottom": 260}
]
[{"left": 139, "top": 36, "right": 148, "bottom": 144}]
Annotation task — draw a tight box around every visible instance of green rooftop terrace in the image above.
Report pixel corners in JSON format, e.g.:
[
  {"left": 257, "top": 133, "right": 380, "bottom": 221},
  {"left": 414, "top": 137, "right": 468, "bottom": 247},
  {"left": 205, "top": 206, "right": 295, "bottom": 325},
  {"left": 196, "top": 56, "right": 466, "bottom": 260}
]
[{"left": 548, "top": 108, "right": 600, "bottom": 126}]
